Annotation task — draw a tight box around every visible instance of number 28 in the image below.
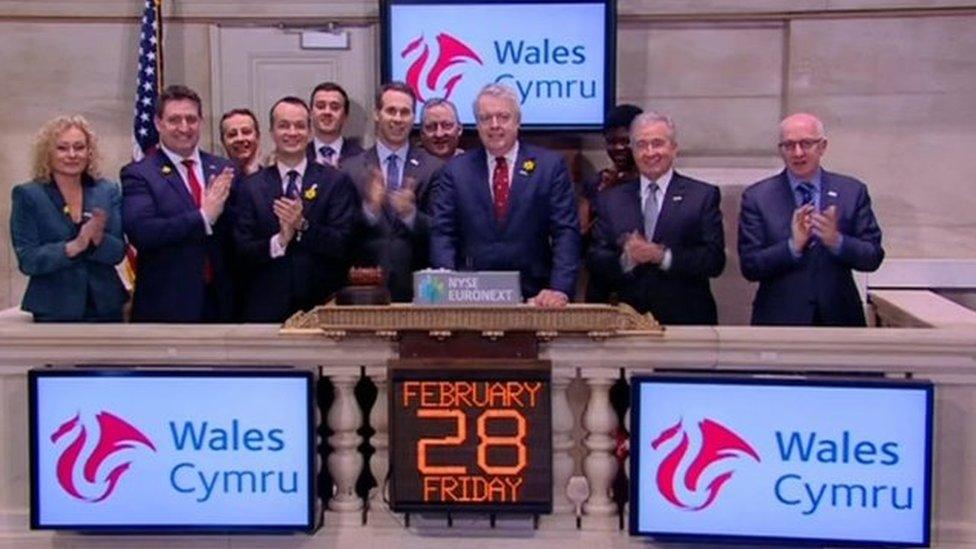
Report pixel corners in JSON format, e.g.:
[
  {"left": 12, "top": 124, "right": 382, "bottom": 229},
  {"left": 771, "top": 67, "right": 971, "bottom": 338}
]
[{"left": 417, "top": 409, "right": 527, "bottom": 476}]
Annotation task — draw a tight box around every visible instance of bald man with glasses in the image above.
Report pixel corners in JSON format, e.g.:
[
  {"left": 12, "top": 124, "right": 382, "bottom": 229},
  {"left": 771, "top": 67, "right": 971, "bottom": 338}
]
[{"left": 738, "top": 113, "right": 884, "bottom": 326}]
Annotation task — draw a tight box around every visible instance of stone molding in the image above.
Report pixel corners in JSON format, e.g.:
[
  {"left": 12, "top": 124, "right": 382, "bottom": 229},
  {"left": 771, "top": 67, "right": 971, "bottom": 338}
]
[
  {"left": 1, "top": 317, "right": 972, "bottom": 377},
  {"left": 0, "top": 0, "right": 973, "bottom": 21}
]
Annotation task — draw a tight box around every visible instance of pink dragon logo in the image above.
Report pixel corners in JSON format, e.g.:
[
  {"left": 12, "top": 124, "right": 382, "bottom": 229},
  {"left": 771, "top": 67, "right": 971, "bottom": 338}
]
[
  {"left": 651, "top": 418, "right": 761, "bottom": 511},
  {"left": 50, "top": 411, "right": 156, "bottom": 503},
  {"left": 401, "top": 32, "right": 483, "bottom": 102}
]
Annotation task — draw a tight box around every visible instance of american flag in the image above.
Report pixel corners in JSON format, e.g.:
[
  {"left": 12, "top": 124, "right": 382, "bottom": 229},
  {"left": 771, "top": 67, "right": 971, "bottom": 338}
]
[
  {"left": 122, "top": 0, "right": 163, "bottom": 293},
  {"left": 131, "top": 0, "right": 163, "bottom": 160}
]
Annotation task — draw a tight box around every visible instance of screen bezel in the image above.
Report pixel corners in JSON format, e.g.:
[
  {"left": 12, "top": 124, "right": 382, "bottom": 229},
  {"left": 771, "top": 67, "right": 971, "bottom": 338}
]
[
  {"left": 28, "top": 368, "right": 317, "bottom": 534},
  {"left": 628, "top": 374, "right": 934, "bottom": 547},
  {"left": 379, "top": 0, "right": 617, "bottom": 132}
]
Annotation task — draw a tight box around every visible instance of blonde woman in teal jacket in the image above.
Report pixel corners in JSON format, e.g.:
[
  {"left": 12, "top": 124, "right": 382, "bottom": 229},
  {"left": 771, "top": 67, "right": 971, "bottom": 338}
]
[{"left": 10, "top": 115, "right": 126, "bottom": 321}]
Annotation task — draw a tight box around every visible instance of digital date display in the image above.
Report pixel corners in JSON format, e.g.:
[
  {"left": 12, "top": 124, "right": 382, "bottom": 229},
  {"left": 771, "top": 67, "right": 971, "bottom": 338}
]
[{"left": 389, "top": 365, "right": 552, "bottom": 514}]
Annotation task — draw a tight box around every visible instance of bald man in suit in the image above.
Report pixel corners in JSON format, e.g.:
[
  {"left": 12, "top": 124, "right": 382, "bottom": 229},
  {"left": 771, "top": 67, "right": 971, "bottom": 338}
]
[{"left": 738, "top": 113, "right": 884, "bottom": 326}]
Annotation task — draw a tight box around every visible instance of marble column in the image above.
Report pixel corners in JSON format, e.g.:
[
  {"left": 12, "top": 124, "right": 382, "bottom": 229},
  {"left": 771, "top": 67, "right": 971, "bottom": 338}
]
[
  {"left": 326, "top": 368, "right": 364, "bottom": 512},
  {"left": 550, "top": 366, "right": 576, "bottom": 515},
  {"left": 365, "top": 365, "right": 389, "bottom": 509},
  {"left": 580, "top": 367, "right": 618, "bottom": 517}
]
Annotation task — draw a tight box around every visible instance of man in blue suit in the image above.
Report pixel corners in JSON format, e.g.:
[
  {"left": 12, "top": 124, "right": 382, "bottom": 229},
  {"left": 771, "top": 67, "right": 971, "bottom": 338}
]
[
  {"left": 343, "top": 82, "right": 443, "bottom": 302},
  {"left": 738, "top": 113, "right": 884, "bottom": 326},
  {"left": 588, "top": 111, "right": 725, "bottom": 324},
  {"left": 122, "top": 85, "right": 237, "bottom": 322},
  {"left": 234, "top": 96, "right": 356, "bottom": 322},
  {"left": 430, "top": 84, "right": 580, "bottom": 306}
]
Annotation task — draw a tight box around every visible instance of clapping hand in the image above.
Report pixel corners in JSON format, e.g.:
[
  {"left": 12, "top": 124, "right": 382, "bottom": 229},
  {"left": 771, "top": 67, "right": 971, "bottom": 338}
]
[
  {"left": 273, "top": 196, "right": 303, "bottom": 244},
  {"left": 364, "top": 168, "right": 386, "bottom": 217},
  {"left": 202, "top": 167, "right": 234, "bottom": 221},
  {"left": 811, "top": 205, "right": 841, "bottom": 248},
  {"left": 389, "top": 176, "right": 417, "bottom": 219},
  {"left": 791, "top": 204, "right": 815, "bottom": 253},
  {"left": 82, "top": 208, "right": 108, "bottom": 246},
  {"left": 66, "top": 208, "right": 107, "bottom": 258},
  {"left": 622, "top": 231, "right": 665, "bottom": 265}
]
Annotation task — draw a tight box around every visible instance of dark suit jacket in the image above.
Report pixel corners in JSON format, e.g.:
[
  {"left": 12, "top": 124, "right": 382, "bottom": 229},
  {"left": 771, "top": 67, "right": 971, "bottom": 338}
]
[
  {"left": 233, "top": 162, "right": 356, "bottom": 322},
  {"left": 10, "top": 178, "right": 127, "bottom": 321},
  {"left": 430, "top": 143, "right": 581, "bottom": 299},
  {"left": 305, "top": 139, "right": 364, "bottom": 169},
  {"left": 121, "top": 150, "right": 238, "bottom": 322},
  {"left": 588, "top": 173, "right": 725, "bottom": 324},
  {"left": 738, "top": 169, "right": 884, "bottom": 326},
  {"left": 342, "top": 145, "right": 443, "bottom": 301}
]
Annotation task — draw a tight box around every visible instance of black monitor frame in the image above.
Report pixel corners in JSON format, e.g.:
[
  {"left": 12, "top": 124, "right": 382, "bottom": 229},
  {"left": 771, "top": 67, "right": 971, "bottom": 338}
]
[
  {"left": 629, "top": 374, "right": 933, "bottom": 547},
  {"left": 28, "top": 368, "right": 317, "bottom": 534},
  {"left": 379, "top": 0, "right": 617, "bottom": 132}
]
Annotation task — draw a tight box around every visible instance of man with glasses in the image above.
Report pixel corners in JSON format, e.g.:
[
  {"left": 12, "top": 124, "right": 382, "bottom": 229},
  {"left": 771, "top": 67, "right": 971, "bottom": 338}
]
[
  {"left": 420, "top": 97, "right": 463, "bottom": 160},
  {"left": 430, "top": 83, "right": 580, "bottom": 307},
  {"left": 738, "top": 113, "right": 884, "bottom": 326}
]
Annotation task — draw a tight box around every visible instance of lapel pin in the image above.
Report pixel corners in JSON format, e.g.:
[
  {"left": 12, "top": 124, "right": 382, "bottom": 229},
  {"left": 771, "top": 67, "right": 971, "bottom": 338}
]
[
  {"left": 672, "top": 196, "right": 683, "bottom": 202},
  {"left": 161, "top": 165, "right": 172, "bottom": 175},
  {"left": 409, "top": 158, "right": 419, "bottom": 167},
  {"left": 827, "top": 190, "right": 838, "bottom": 198}
]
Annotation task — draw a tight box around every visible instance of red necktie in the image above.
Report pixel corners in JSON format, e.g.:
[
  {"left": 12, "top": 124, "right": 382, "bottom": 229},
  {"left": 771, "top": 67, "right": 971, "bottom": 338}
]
[
  {"left": 492, "top": 156, "right": 510, "bottom": 222},
  {"left": 180, "top": 158, "right": 212, "bottom": 283},
  {"left": 181, "top": 158, "right": 203, "bottom": 206}
]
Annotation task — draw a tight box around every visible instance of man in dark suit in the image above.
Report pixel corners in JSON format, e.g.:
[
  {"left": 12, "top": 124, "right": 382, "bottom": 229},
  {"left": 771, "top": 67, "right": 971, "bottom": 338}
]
[
  {"left": 343, "top": 82, "right": 443, "bottom": 301},
  {"left": 234, "top": 96, "right": 356, "bottom": 322},
  {"left": 121, "top": 85, "right": 237, "bottom": 322},
  {"left": 738, "top": 113, "right": 884, "bottom": 326},
  {"left": 306, "top": 82, "right": 364, "bottom": 169},
  {"left": 430, "top": 83, "right": 580, "bottom": 306},
  {"left": 588, "top": 111, "right": 725, "bottom": 324}
]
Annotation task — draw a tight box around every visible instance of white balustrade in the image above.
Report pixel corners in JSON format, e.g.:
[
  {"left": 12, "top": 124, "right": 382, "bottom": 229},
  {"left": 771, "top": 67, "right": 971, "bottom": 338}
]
[
  {"left": 365, "top": 365, "right": 390, "bottom": 509},
  {"left": 550, "top": 366, "right": 576, "bottom": 515},
  {"left": 326, "top": 369, "right": 364, "bottom": 513},
  {"left": 579, "top": 368, "right": 619, "bottom": 518}
]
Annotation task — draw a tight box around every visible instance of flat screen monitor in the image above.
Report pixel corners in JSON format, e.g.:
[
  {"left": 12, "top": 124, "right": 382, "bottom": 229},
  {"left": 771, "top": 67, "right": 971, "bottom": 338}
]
[
  {"left": 630, "top": 375, "right": 933, "bottom": 547},
  {"left": 28, "top": 369, "right": 316, "bottom": 533},
  {"left": 380, "top": 0, "right": 616, "bottom": 130}
]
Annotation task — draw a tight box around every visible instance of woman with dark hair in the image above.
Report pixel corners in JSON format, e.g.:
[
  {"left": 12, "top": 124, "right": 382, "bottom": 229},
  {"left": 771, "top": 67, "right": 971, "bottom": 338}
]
[
  {"left": 9, "top": 115, "right": 126, "bottom": 321},
  {"left": 580, "top": 104, "right": 643, "bottom": 302}
]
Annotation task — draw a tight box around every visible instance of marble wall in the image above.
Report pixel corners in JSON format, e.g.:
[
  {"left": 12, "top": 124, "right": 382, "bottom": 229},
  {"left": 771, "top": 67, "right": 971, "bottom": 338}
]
[{"left": 1, "top": 1, "right": 974, "bottom": 321}]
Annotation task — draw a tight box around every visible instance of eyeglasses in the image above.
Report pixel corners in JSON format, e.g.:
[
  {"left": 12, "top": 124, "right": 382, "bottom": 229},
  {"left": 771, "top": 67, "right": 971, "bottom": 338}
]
[
  {"left": 778, "top": 139, "right": 823, "bottom": 152},
  {"left": 476, "top": 111, "right": 514, "bottom": 125}
]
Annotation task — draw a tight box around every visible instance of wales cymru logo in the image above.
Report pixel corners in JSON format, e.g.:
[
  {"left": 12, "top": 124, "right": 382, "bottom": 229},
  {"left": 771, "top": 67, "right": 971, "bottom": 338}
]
[
  {"left": 50, "top": 411, "right": 156, "bottom": 503},
  {"left": 401, "top": 32, "right": 483, "bottom": 102},
  {"left": 652, "top": 418, "right": 760, "bottom": 511}
]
